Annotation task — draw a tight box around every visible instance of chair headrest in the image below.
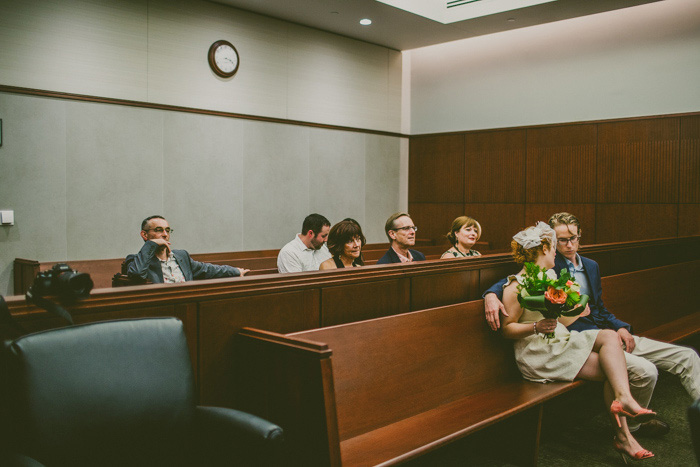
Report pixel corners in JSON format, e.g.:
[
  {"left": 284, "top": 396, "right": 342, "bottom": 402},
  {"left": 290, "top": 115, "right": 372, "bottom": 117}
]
[{"left": 6, "top": 317, "right": 196, "bottom": 465}]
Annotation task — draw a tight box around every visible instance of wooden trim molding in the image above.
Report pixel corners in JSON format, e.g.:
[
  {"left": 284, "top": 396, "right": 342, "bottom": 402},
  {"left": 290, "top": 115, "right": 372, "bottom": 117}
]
[
  {"left": 0, "top": 85, "right": 407, "bottom": 139},
  {"left": 412, "top": 110, "right": 700, "bottom": 138}
]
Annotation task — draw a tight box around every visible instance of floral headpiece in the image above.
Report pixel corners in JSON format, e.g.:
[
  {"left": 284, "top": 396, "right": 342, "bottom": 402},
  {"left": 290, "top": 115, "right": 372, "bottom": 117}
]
[{"left": 513, "top": 221, "right": 556, "bottom": 250}]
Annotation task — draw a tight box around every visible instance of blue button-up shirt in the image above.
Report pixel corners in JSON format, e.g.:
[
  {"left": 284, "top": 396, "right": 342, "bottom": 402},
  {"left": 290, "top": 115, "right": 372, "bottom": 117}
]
[{"left": 564, "top": 253, "right": 592, "bottom": 299}]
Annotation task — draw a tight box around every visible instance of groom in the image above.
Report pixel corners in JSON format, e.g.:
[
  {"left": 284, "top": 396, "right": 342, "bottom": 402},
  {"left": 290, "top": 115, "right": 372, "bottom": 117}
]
[{"left": 483, "top": 212, "right": 700, "bottom": 438}]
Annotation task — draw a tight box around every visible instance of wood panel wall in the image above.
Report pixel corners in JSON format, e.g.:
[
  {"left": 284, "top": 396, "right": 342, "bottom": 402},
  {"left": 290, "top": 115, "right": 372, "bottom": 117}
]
[{"left": 409, "top": 113, "right": 700, "bottom": 249}]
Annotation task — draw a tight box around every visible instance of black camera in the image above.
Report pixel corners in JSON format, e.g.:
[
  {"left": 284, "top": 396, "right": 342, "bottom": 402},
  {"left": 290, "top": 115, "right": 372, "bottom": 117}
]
[{"left": 30, "top": 263, "right": 94, "bottom": 301}]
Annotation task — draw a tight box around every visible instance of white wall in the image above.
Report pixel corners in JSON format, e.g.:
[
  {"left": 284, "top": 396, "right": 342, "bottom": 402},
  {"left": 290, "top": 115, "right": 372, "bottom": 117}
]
[
  {"left": 0, "top": 0, "right": 404, "bottom": 295},
  {"left": 408, "top": 0, "right": 700, "bottom": 134}
]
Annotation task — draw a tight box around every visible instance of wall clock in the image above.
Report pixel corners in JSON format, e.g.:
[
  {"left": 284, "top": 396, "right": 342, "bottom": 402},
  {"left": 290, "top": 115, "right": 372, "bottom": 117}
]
[{"left": 208, "top": 40, "right": 239, "bottom": 78}]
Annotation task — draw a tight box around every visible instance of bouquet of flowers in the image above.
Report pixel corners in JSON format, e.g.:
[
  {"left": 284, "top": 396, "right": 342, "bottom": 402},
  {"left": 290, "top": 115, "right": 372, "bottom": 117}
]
[{"left": 517, "top": 262, "right": 589, "bottom": 339}]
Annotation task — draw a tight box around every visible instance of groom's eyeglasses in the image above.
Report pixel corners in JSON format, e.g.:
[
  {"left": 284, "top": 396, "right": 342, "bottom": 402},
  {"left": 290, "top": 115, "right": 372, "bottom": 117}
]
[{"left": 557, "top": 235, "right": 579, "bottom": 245}]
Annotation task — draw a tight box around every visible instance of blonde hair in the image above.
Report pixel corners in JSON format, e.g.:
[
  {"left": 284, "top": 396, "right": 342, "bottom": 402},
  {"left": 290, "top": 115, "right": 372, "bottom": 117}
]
[
  {"left": 548, "top": 212, "right": 582, "bottom": 236},
  {"left": 446, "top": 216, "right": 482, "bottom": 247}
]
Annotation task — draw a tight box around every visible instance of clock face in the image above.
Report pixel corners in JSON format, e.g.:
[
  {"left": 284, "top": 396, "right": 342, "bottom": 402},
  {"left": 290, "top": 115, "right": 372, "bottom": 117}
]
[{"left": 208, "top": 40, "right": 239, "bottom": 78}]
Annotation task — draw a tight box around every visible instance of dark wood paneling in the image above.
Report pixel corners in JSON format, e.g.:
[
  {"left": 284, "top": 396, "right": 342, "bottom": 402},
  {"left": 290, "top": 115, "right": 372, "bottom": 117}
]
[
  {"left": 321, "top": 278, "right": 410, "bottom": 327},
  {"left": 526, "top": 125, "right": 597, "bottom": 203},
  {"left": 524, "top": 204, "right": 596, "bottom": 242},
  {"left": 680, "top": 115, "right": 700, "bottom": 203},
  {"left": 410, "top": 269, "right": 479, "bottom": 311},
  {"left": 409, "top": 135, "right": 465, "bottom": 203},
  {"left": 595, "top": 204, "right": 677, "bottom": 243},
  {"left": 408, "top": 203, "right": 465, "bottom": 246},
  {"left": 679, "top": 204, "right": 700, "bottom": 236},
  {"left": 198, "top": 290, "right": 321, "bottom": 406},
  {"left": 597, "top": 118, "right": 680, "bottom": 203},
  {"left": 464, "top": 130, "right": 526, "bottom": 203},
  {"left": 463, "top": 204, "right": 526, "bottom": 250}
]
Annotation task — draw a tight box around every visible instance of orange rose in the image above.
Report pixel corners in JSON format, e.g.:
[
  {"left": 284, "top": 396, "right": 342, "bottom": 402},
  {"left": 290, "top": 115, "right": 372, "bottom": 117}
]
[
  {"left": 545, "top": 286, "right": 567, "bottom": 304},
  {"left": 566, "top": 280, "right": 574, "bottom": 286}
]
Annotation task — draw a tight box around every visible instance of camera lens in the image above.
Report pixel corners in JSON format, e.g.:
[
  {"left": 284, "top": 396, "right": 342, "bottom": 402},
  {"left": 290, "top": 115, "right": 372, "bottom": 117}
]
[{"left": 55, "top": 271, "right": 94, "bottom": 299}]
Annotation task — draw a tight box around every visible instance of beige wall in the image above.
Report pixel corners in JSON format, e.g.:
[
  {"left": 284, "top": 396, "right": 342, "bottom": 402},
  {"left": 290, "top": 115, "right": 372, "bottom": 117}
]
[
  {"left": 408, "top": 0, "right": 700, "bottom": 134},
  {"left": 0, "top": 0, "right": 404, "bottom": 295},
  {"left": 0, "top": 0, "right": 402, "bottom": 131}
]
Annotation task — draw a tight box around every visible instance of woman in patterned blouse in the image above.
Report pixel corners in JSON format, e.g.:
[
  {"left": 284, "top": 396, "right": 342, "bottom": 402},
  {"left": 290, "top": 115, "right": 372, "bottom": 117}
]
[{"left": 441, "top": 216, "right": 482, "bottom": 258}]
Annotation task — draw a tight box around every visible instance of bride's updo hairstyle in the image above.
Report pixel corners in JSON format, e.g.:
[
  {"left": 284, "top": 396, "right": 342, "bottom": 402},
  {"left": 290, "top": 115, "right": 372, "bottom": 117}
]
[{"left": 511, "top": 222, "right": 557, "bottom": 265}]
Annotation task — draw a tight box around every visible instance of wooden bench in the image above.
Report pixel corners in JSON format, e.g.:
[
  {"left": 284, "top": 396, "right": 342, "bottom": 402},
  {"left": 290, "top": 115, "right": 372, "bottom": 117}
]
[
  {"left": 235, "top": 300, "right": 582, "bottom": 467},
  {"left": 233, "top": 260, "right": 700, "bottom": 466},
  {"left": 4, "top": 239, "right": 699, "bottom": 412}
]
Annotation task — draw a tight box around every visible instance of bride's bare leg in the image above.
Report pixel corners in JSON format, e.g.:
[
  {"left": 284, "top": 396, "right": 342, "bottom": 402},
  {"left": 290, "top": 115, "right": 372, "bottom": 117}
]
[
  {"left": 603, "top": 379, "right": 647, "bottom": 455},
  {"left": 577, "top": 330, "right": 652, "bottom": 455},
  {"left": 577, "top": 329, "right": 646, "bottom": 414}
]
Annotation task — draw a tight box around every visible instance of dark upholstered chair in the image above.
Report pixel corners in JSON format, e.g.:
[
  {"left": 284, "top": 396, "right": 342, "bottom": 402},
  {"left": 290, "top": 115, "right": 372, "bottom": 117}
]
[
  {"left": 690, "top": 397, "right": 700, "bottom": 463},
  {"left": 0, "top": 318, "right": 284, "bottom": 466}
]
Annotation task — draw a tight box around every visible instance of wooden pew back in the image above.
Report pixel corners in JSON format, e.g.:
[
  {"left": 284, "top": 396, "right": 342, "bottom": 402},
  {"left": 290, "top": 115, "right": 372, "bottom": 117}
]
[
  {"left": 291, "top": 300, "right": 518, "bottom": 442},
  {"left": 11, "top": 239, "right": 461, "bottom": 293},
  {"left": 601, "top": 260, "right": 700, "bottom": 341}
]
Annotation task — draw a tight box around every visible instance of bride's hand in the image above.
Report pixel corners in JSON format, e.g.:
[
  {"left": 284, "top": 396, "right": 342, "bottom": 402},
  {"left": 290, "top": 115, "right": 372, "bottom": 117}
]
[{"left": 536, "top": 318, "right": 558, "bottom": 335}]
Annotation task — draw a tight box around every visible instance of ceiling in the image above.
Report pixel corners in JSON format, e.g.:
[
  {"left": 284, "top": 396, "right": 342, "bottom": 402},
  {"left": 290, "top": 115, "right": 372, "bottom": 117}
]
[{"left": 209, "top": 0, "right": 663, "bottom": 51}]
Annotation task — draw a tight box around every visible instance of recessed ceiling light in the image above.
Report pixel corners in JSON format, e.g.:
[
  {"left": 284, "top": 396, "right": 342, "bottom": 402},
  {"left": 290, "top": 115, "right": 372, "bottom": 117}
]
[{"left": 359, "top": 18, "right": 372, "bottom": 25}]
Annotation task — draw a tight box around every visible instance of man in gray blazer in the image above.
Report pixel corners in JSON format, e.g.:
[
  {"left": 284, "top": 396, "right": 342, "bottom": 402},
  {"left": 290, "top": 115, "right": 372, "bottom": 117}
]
[{"left": 125, "top": 215, "right": 248, "bottom": 284}]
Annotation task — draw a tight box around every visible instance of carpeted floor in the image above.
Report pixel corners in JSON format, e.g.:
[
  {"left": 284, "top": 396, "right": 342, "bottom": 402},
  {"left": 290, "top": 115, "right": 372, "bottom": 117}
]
[
  {"left": 538, "top": 373, "right": 696, "bottom": 466},
  {"left": 405, "top": 372, "right": 697, "bottom": 466}
]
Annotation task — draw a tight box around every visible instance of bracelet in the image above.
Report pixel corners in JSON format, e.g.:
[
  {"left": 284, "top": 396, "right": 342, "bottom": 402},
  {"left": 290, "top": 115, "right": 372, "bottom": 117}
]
[{"left": 533, "top": 321, "right": 539, "bottom": 336}]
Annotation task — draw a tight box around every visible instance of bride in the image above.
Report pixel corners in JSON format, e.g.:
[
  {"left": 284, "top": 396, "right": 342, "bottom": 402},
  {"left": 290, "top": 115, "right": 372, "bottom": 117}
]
[{"left": 501, "top": 222, "right": 656, "bottom": 463}]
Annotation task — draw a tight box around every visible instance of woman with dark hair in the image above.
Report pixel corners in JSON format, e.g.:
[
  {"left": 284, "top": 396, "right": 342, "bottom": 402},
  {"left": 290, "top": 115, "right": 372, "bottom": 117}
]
[
  {"left": 441, "top": 216, "right": 482, "bottom": 258},
  {"left": 319, "top": 220, "right": 366, "bottom": 270},
  {"left": 501, "top": 222, "right": 656, "bottom": 463}
]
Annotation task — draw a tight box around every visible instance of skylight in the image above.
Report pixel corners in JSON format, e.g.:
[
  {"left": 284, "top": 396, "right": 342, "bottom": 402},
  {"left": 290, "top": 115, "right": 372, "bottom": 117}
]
[{"left": 375, "top": 0, "right": 558, "bottom": 24}]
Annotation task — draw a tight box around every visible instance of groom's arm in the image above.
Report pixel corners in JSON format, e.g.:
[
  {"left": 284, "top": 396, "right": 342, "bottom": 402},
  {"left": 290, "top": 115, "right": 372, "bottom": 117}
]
[{"left": 483, "top": 278, "right": 509, "bottom": 331}]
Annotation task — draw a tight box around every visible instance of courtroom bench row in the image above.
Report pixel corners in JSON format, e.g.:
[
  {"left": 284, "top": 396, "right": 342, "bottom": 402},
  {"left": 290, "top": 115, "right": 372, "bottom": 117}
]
[
  {"left": 234, "top": 259, "right": 700, "bottom": 466},
  {"left": 2, "top": 236, "right": 699, "bottom": 413}
]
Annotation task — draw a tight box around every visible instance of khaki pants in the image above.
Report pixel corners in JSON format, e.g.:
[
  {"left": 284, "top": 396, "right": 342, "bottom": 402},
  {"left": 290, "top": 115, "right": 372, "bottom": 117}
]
[{"left": 625, "top": 335, "right": 700, "bottom": 430}]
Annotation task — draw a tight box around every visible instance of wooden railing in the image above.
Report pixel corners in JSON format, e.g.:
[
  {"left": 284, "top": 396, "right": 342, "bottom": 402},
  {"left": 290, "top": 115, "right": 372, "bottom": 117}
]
[{"left": 13, "top": 239, "right": 453, "bottom": 294}]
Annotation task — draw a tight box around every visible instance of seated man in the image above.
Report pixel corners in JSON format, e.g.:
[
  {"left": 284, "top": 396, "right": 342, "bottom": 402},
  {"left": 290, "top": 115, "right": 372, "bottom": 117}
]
[
  {"left": 376, "top": 212, "right": 425, "bottom": 264},
  {"left": 277, "top": 213, "right": 332, "bottom": 273},
  {"left": 483, "top": 212, "right": 700, "bottom": 438},
  {"left": 125, "top": 215, "right": 248, "bottom": 283}
]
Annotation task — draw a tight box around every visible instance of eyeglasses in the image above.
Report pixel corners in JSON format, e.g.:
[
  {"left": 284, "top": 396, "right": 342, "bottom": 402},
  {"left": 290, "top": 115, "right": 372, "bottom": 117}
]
[
  {"left": 557, "top": 235, "right": 579, "bottom": 245},
  {"left": 392, "top": 226, "right": 418, "bottom": 233},
  {"left": 145, "top": 227, "right": 173, "bottom": 234}
]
